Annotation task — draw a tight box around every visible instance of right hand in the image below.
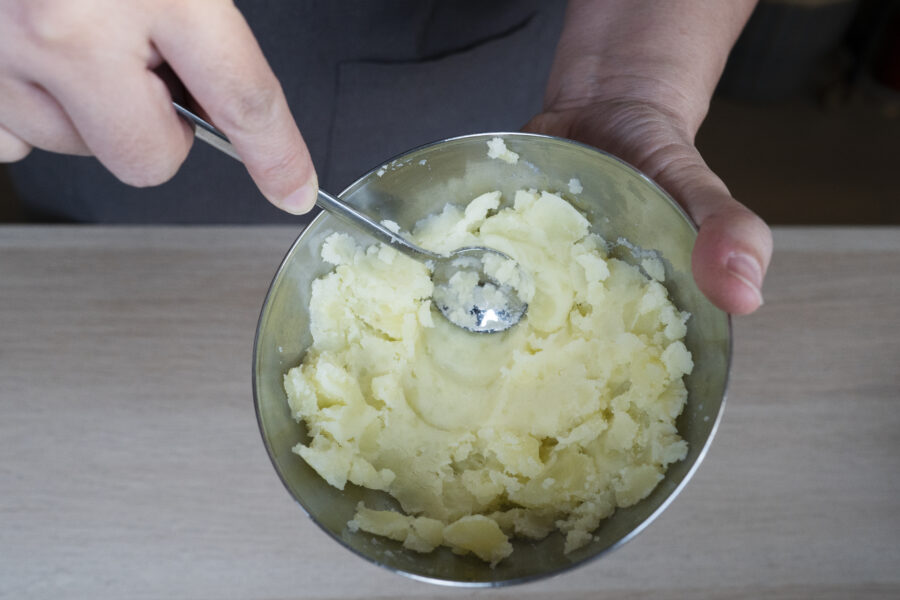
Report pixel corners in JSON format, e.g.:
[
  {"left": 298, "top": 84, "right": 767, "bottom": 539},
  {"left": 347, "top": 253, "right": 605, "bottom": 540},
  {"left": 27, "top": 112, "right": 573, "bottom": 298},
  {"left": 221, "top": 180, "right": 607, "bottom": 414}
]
[{"left": 0, "top": 0, "right": 318, "bottom": 214}]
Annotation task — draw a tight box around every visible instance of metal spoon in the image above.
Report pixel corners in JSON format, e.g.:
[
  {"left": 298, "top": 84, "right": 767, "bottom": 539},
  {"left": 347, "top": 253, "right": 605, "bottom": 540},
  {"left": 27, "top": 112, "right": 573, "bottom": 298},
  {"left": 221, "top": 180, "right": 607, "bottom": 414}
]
[{"left": 173, "top": 102, "right": 528, "bottom": 333}]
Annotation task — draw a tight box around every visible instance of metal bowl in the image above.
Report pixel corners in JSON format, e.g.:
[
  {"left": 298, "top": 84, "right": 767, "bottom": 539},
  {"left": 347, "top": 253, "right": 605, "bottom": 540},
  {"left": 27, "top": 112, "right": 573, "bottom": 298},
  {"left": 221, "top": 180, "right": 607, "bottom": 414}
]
[{"left": 253, "top": 133, "right": 731, "bottom": 586}]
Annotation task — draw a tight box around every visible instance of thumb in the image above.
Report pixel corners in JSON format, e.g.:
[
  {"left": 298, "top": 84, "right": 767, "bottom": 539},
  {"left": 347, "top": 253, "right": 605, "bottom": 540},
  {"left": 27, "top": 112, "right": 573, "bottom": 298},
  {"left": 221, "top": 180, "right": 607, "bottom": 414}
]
[
  {"left": 152, "top": 2, "right": 318, "bottom": 214},
  {"left": 524, "top": 108, "right": 772, "bottom": 315},
  {"left": 647, "top": 148, "right": 772, "bottom": 315}
]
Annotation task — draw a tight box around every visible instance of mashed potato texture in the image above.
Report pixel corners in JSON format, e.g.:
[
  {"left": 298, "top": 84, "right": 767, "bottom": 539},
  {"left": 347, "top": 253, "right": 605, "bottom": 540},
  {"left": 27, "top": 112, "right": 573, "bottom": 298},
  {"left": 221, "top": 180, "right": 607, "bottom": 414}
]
[{"left": 284, "top": 189, "right": 692, "bottom": 566}]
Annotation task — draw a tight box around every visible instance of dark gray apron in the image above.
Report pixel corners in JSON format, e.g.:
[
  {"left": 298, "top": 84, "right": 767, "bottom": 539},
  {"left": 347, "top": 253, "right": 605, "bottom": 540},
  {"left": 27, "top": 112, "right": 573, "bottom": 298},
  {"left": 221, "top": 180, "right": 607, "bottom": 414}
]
[{"left": 9, "top": 0, "right": 565, "bottom": 223}]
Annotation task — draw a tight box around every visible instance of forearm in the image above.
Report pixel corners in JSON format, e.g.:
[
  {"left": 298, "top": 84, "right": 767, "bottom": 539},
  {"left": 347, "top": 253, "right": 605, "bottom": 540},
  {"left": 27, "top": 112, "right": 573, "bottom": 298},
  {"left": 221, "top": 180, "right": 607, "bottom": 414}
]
[{"left": 545, "top": 0, "right": 757, "bottom": 134}]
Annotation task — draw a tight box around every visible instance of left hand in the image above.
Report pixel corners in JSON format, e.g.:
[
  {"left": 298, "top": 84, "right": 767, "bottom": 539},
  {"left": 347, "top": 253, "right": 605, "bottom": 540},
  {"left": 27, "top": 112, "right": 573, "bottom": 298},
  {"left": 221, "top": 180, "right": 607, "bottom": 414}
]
[{"left": 525, "top": 97, "right": 772, "bottom": 315}]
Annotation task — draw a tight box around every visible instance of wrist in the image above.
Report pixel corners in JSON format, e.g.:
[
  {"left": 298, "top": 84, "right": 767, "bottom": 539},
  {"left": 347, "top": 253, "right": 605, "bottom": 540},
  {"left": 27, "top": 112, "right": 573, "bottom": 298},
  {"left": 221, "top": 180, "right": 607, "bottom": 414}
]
[
  {"left": 543, "top": 0, "right": 757, "bottom": 136},
  {"left": 543, "top": 57, "right": 703, "bottom": 138}
]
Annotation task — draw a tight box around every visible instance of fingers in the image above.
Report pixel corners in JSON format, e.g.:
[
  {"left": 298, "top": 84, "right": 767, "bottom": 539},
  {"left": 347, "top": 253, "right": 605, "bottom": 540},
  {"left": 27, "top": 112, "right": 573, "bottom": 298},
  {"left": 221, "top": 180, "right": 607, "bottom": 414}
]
[
  {"left": 525, "top": 106, "right": 772, "bottom": 315},
  {"left": 151, "top": 1, "right": 318, "bottom": 214},
  {"left": 691, "top": 204, "right": 771, "bottom": 315},
  {"left": 44, "top": 55, "right": 194, "bottom": 187},
  {"left": 522, "top": 111, "right": 572, "bottom": 139},
  {"left": 0, "top": 77, "right": 89, "bottom": 156},
  {"left": 642, "top": 149, "right": 772, "bottom": 316},
  {"left": 0, "top": 1, "right": 191, "bottom": 184},
  {"left": 0, "top": 122, "right": 31, "bottom": 162},
  {"left": 1, "top": 0, "right": 314, "bottom": 211}
]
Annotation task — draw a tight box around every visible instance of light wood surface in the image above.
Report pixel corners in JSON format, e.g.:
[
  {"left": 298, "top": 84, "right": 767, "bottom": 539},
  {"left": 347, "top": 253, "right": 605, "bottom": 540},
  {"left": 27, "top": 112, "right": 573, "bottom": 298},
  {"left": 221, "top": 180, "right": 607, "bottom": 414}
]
[{"left": 1, "top": 226, "right": 898, "bottom": 600}]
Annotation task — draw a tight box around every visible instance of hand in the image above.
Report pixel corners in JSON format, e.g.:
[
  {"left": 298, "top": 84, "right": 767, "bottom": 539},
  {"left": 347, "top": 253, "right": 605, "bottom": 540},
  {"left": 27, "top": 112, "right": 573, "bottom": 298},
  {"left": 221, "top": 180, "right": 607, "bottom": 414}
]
[
  {"left": 0, "top": 0, "right": 317, "bottom": 214},
  {"left": 526, "top": 0, "right": 770, "bottom": 315},
  {"left": 525, "top": 97, "right": 772, "bottom": 315}
]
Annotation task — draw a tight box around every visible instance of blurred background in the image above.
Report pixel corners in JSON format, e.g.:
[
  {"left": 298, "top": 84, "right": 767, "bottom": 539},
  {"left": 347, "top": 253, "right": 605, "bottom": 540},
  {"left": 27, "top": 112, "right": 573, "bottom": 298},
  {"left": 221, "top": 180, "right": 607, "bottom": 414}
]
[{"left": 1, "top": 0, "right": 898, "bottom": 225}]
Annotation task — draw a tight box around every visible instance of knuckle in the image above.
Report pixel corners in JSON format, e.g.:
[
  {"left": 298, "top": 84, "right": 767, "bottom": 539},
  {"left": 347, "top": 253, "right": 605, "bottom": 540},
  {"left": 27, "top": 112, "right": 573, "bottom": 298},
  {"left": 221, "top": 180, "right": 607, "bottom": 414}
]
[
  {"left": 113, "top": 150, "right": 184, "bottom": 188},
  {"left": 524, "top": 113, "right": 554, "bottom": 136},
  {"left": 213, "top": 80, "right": 281, "bottom": 134},
  {"left": 0, "top": 140, "right": 32, "bottom": 162},
  {"left": 259, "top": 142, "right": 308, "bottom": 183},
  {"left": 118, "top": 165, "right": 173, "bottom": 188},
  {"left": 20, "top": 1, "right": 92, "bottom": 48}
]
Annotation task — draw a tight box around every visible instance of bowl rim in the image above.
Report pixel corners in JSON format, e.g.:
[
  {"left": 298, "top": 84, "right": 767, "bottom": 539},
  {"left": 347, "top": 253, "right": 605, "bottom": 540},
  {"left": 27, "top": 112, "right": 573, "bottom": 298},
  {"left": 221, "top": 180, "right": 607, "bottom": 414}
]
[{"left": 251, "top": 131, "right": 733, "bottom": 587}]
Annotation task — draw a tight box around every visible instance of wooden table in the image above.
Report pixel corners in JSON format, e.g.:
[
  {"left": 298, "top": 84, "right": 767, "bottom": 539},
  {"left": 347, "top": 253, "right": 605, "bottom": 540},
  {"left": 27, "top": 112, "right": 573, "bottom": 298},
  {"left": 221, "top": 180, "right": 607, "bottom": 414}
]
[{"left": 1, "top": 226, "right": 898, "bottom": 600}]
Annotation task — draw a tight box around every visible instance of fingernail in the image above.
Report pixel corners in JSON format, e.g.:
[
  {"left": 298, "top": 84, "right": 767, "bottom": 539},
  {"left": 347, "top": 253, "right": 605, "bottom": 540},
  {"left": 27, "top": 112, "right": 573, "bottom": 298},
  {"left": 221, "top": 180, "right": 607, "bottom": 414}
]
[
  {"left": 280, "top": 180, "right": 318, "bottom": 215},
  {"left": 726, "top": 252, "right": 764, "bottom": 304}
]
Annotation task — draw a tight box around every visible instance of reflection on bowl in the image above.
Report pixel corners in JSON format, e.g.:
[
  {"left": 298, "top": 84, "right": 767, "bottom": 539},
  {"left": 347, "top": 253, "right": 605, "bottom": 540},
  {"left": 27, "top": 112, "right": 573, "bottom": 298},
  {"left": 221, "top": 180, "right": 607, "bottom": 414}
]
[{"left": 253, "top": 133, "right": 731, "bottom": 586}]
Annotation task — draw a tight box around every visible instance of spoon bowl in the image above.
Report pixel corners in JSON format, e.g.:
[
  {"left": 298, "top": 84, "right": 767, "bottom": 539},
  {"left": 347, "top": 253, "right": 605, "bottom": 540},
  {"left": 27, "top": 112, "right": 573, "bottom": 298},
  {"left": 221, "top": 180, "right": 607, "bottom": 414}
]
[
  {"left": 431, "top": 246, "right": 530, "bottom": 333},
  {"left": 315, "top": 186, "right": 529, "bottom": 333}
]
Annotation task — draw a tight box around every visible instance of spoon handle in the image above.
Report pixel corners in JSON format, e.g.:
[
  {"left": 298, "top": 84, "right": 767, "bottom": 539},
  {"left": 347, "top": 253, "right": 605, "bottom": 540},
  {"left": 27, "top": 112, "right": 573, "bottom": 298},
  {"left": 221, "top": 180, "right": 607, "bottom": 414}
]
[
  {"left": 172, "top": 102, "right": 241, "bottom": 161},
  {"left": 172, "top": 102, "right": 442, "bottom": 262}
]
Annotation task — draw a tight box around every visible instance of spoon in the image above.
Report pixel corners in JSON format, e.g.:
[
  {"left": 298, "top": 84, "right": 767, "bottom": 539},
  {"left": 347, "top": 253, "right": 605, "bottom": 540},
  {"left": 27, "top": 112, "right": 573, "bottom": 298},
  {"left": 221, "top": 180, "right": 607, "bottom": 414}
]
[{"left": 173, "top": 102, "right": 528, "bottom": 333}]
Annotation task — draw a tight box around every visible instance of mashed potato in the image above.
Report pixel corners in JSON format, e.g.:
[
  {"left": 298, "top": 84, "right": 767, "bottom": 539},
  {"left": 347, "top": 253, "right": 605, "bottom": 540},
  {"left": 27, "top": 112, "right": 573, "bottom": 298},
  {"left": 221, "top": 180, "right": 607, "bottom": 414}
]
[{"left": 284, "top": 188, "right": 692, "bottom": 566}]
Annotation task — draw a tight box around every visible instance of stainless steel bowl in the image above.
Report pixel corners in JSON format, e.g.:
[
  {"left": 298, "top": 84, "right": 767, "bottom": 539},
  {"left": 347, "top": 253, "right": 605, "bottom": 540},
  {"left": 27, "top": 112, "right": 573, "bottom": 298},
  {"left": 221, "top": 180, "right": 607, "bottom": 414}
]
[{"left": 253, "top": 133, "right": 731, "bottom": 586}]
